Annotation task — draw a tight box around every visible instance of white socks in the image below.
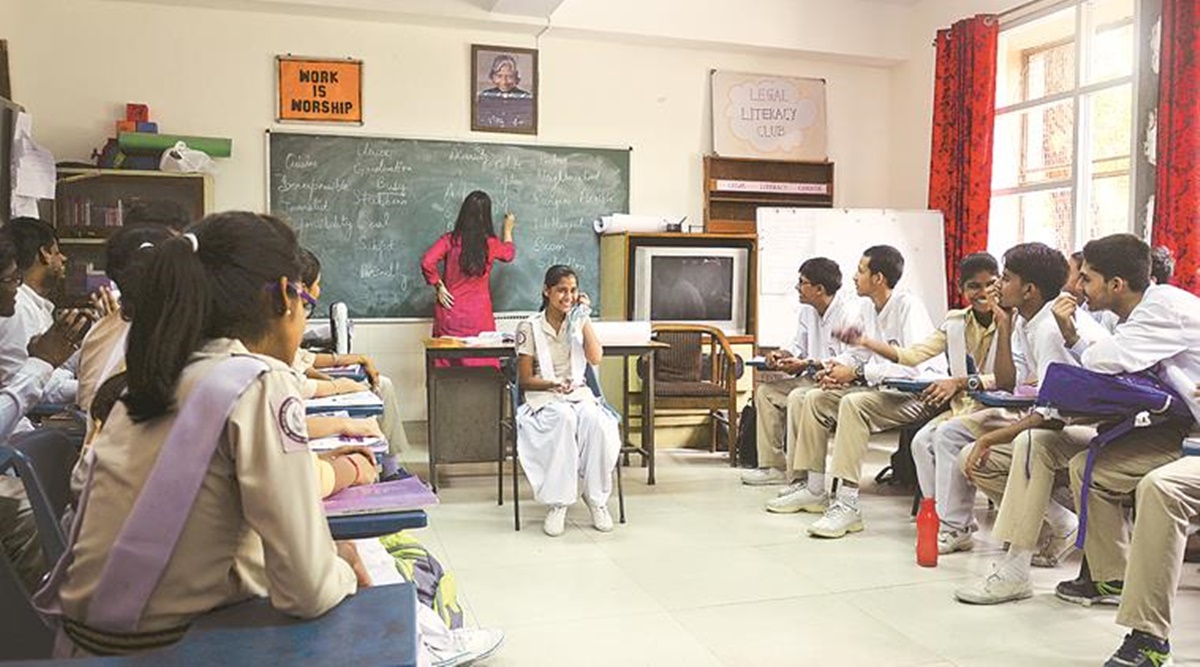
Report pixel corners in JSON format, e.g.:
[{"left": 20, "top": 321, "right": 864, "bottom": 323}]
[
  {"left": 1045, "top": 500, "right": 1078, "bottom": 537},
  {"left": 999, "top": 548, "right": 1033, "bottom": 581},
  {"left": 807, "top": 472, "right": 826, "bottom": 496},
  {"left": 837, "top": 483, "right": 860, "bottom": 507}
]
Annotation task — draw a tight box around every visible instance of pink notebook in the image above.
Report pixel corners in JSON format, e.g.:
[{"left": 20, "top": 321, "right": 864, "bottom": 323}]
[{"left": 323, "top": 477, "right": 439, "bottom": 517}]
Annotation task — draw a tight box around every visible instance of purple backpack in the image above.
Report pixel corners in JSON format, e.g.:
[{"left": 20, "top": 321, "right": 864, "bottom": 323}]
[{"left": 1036, "top": 362, "right": 1195, "bottom": 546}]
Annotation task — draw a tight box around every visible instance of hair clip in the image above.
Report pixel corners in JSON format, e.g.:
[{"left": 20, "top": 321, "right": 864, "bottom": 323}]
[{"left": 183, "top": 233, "right": 199, "bottom": 253}]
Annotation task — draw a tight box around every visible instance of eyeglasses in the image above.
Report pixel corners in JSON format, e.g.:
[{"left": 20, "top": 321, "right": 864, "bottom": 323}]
[
  {"left": 0, "top": 272, "right": 23, "bottom": 287},
  {"left": 265, "top": 281, "right": 318, "bottom": 317}
]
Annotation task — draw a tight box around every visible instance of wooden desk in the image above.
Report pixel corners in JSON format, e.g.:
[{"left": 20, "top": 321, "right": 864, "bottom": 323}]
[
  {"left": 606, "top": 341, "right": 669, "bottom": 485},
  {"left": 423, "top": 339, "right": 515, "bottom": 491},
  {"left": 327, "top": 510, "right": 428, "bottom": 540}
]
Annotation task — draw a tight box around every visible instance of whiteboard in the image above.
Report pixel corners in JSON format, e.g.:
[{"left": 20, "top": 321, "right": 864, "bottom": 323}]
[{"left": 756, "top": 208, "right": 948, "bottom": 348}]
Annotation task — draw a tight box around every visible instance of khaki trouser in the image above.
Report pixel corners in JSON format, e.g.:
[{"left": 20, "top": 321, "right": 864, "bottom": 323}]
[
  {"left": 1116, "top": 455, "right": 1200, "bottom": 640},
  {"left": 792, "top": 387, "right": 933, "bottom": 483},
  {"left": 1071, "top": 423, "right": 1184, "bottom": 582},
  {"left": 376, "top": 375, "right": 410, "bottom": 455},
  {"left": 992, "top": 426, "right": 1095, "bottom": 549},
  {"left": 755, "top": 376, "right": 815, "bottom": 473},
  {"left": 957, "top": 440, "right": 1015, "bottom": 510},
  {"left": 0, "top": 475, "right": 45, "bottom": 591}
]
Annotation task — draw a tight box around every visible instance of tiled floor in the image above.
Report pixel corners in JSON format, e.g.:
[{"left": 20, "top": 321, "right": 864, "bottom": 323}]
[{"left": 400, "top": 427, "right": 1200, "bottom": 666}]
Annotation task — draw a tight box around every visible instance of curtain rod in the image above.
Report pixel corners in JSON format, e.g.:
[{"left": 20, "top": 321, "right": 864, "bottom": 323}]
[{"left": 998, "top": 0, "right": 1073, "bottom": 23}]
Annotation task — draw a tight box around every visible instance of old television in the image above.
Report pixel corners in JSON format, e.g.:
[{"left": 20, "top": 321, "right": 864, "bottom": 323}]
[{"left": 632, "top": 246, "right": 749, "bottom": 335}]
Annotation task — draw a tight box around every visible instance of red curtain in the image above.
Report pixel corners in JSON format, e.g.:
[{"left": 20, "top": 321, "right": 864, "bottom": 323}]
[
  {"left": 928, "top": 15, "right": 998, "bottom": 308},
  {"left": 1151, "top": 0, "right": 1199, "bottom": 295}
]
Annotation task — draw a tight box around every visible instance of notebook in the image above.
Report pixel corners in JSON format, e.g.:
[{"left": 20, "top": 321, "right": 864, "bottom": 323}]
[
  {"left": 306, "top": 391, "right": 385, "bottom": 417},
  {"left": 324, "top": 364, "right": 368, "bottom": 382},
  {"left": 323, "top": 477, "right": 440, "bottom": 517},
  {"left": 307, "top": 434, "right": 389, "bottom": 453}
]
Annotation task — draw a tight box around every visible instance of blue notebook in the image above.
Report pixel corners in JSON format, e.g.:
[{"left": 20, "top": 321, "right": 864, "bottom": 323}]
[
  {"left": 973, "top": 391, "right": 1036, "bottom": 409},
  {"left": 306, "top": 391, "right": 385, "bottom": 417},
  {"left": 881, "top": 378, "right": 934, "bottom": 394}
]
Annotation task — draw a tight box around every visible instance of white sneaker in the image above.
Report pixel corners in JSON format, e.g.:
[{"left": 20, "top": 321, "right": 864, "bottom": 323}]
[
  {"left": 807, "top": 500, "right": 864, "bottom": 538},
  {"left": 1033, "top": 523, "right": 1078, "bottom": 568},
  {"left": 776, "top": 481, "right": 804, "bottom": 497},
  {"left": 740, "top": 468, "right": 786, "bottom": 486},
  {"left": 766, "top": 488, "right": 828, "bottom": 514},
  {"left": 954, "top": 569, "right": 1033, "bottom": 605},
  {"left": 430, "top": 627, "right": 506, "bottom": 667},
  {"left": 937, "top": 529, "right": 974, "bottom": 554},
  {"left": 588, "top": 502, "right": 614, "bottom": 533},
  {"left": 543, "top": 505, "right": 568, "bottom": 537}
]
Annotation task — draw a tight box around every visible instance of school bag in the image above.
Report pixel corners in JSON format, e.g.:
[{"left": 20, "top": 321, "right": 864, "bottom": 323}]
[
  {"left": 735, "top": 401, "right": 758, "bottom": 469},
  {"left": 379, "top": 532, "right": 463, "bottom": 630},
  {"left": 1035, "top": 362, "right": 1195, "bottom": 547}
]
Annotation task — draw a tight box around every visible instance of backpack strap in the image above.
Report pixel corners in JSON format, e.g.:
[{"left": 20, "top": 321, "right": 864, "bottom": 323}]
[
  {"left": 945, "top": 313, "right": 968, "bottom": 378},
  {"left": 1073, "top": 412, "right": 1175, "bottom": 549},
  {"left": 36, "top": 355, "right": 270, "bottom": 637}
]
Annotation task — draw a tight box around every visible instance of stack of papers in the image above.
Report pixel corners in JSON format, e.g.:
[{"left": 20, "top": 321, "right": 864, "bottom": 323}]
[
  {"left": 323, "top": 477, "right": 440, "bottom": 516},
  {"left": 306, "top": 391, "right": 385, "bottom": 417},
  {"left": 308, "top": 434, "right": 389, "bottom": 453}
]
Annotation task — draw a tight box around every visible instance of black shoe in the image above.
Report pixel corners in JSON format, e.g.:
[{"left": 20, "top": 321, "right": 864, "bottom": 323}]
[
  {"left": 1054, "top": 576, "right": 1122, "bottom": 606},
  {"left": 1104, "top": 630, "right": 1172, "bottom": 666}
]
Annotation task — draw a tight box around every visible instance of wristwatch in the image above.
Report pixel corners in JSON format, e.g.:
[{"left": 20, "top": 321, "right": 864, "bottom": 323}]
[
  {"left": 966, "top": 374, "right": 983, "bottom": 392},
  {"left": 853, "top": 360, "right": 866, "bottom": 383}
]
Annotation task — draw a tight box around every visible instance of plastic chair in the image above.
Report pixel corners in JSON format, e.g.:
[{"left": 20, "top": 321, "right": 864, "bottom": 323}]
[
  {"left": 2, "top": 429, "right": 81, "bottom": 566},
  {"left": 499, "top": 361, "right": 625, "bottom": 531},
  {"left": 0, "top": 447, "right": 56, "bottom": 660}
]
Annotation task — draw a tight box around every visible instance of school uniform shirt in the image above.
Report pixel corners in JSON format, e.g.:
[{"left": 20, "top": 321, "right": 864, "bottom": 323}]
[
  {"left": 842, "top": 290, "right": 946, "bottom": 386},
  {"left": 894, "top": 307, "right": 997, "bottom": 417},
  {"left": 0, "top": 284, "right": 78, "bottom": 404},
  {"left": 0, "top": 357, "right": 53, "bottom": 444},
  {"left": 787, "top": 290, "right": 864, "bottom": 363},
  {"left": 1068, "top": 284, "right": 1200, "bottom": 424},
  {"left": 58, "top": 338, "right": 356, "bottom": 636},
  {"left": 76, "top": 313, "right": 130, "bottom": 418},
  {"left": 515, "top": 315, "right": 594, "bottom": 411},
  {"left": 291, "top": 348, "right": 321, "bottom": 398},
  {"left": 1081, "top": 301, "right": 1121, "bottom": 333},
  {"left": 1013, "top": 299, "right": 1110, "bottom": 387}
]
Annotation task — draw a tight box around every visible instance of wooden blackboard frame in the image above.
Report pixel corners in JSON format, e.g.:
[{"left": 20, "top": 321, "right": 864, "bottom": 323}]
[{"left": 265, "top": 129, "right": 632, "bottom": 321}]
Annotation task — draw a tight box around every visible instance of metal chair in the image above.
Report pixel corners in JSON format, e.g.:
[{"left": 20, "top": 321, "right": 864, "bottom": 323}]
[
  {"left": 642, "top": 323, "right": 743, "bottom": 465},
  {"left": 499, "top": 361, "right": 625, "bottom": 531},
  {"left": 2, "top": 429, "right": 81, "bottom": 566}
]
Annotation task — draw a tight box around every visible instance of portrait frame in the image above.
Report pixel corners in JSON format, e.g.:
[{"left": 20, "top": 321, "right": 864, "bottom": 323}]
[{"left": 471, "top": 44, "right": 538, "bottom": 135}]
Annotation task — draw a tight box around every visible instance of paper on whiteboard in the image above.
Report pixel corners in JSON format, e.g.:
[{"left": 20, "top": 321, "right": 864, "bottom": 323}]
[
  {"left": 594, "top": 214, "right": 670, "bottom": 235},
  {"left": 757, "top": 222, "right": 814, "bottom": 294}
]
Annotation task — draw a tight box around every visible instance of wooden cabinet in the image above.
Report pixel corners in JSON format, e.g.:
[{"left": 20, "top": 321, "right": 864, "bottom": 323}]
[
  {"left": 48, "top": 169, "right": 212, "bottom": 304},
  {"left": 704, "top": 155, "right": 833, "bottom": 233}
]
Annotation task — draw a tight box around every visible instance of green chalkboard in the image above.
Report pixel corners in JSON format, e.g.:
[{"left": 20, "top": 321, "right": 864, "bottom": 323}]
[{"left": 267, "top": 131, "right": 629, "bottom": 318}]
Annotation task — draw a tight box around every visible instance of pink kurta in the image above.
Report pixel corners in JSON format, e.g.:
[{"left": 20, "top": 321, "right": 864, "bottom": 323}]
[{"left": 421, "top": 233, "right": 515, "bottom": 367}]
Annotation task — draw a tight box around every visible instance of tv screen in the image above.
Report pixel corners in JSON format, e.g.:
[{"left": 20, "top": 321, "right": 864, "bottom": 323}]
[{"left": 648, "top": 255, "right": 734, "bottom": 321}]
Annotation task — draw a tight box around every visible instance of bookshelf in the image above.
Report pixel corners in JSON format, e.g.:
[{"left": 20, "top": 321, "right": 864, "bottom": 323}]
[{"left": 703, "top": 155, "right": 834, "bottom": 233}]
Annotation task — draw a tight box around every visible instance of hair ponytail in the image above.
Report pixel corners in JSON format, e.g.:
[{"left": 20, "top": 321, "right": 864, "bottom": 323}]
[
  {"left": 453, "top": 190, "right": 497, "bottom": 277},
  {"left": 123, "top": 236, "right": 211, "bottom": 421},
  {"left": 122, "top": 211, "right": 302, "bottom": 422}
]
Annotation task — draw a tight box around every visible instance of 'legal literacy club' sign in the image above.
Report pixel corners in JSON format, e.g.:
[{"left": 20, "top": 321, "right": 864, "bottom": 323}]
[
  {"left": 711, "top": 71, "right": 827, "bottom": 161},
  {"left": 277, "top": 56, "right": 363, "bottom": 123}
]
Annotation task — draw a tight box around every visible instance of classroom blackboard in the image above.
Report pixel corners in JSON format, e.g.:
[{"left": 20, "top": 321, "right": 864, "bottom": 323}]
[{"left": 267, "top": 131, "right": 630, "bottom": 318}]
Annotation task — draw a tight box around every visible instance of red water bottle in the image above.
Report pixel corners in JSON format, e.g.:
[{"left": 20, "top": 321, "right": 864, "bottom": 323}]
[{"left": 916, "top": 498, "right": 939, "bottom": 567}]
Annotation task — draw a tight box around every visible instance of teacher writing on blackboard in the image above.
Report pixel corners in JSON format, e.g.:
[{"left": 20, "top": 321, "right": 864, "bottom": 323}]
[{"left": 420, "top": 190, "right": 516, "bottom": 366}]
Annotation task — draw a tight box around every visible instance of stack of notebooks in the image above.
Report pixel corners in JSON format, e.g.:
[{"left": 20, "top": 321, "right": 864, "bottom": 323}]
[
  {"left": 308, "top": 434, "right": 389, "bottom": 454},
  {"left": 306, "top": 391, "right": 385, "bottom": 417}
]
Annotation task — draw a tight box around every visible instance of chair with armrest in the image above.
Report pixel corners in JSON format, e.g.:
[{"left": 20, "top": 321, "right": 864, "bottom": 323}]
[
  {"left": 2, "top": 428, "right": 80, "bottom": 567},
  {"left": 641, "top": 323, "right": 743, "bottom": 466},
  {"left": 498, "top": 361, "right": 625, "bottom": 531}
]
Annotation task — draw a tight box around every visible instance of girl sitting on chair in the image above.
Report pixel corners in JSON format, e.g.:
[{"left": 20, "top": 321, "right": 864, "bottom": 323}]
[{"left": 515, "top": 265, "right": 620, "bottom": 537}]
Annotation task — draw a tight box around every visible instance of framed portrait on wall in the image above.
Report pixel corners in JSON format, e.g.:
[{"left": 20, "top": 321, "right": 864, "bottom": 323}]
[{"left": 471, "top": 44, "right": 538, "bottom": 135}]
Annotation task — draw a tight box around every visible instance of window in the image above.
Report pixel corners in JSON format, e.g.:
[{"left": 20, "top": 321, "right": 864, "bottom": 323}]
[{"left": 989, "top": 0, "right": 1137, "bottom": 257}]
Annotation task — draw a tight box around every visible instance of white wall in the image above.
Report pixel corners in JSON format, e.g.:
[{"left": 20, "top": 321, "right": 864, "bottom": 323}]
[
  {"left": 6, "top": 0, "right": 907, "bottom": 419},
  {"left": 888, "top": 0, "right": 1019, "bottom": 208}
]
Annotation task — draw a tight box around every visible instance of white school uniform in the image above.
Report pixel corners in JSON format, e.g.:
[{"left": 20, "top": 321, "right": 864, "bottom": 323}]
[
  {"left": 514, "top": 313, "right": 620, "bottom": 508},
  {"left": 0, "top": 285, "right": 78, "bottom": 409},
  {"left": 1068, "top": 284, "right": 1200, "bottom": 424},
  {"left": 833, "top": 289, "right": 947, "bottom": 384}
]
